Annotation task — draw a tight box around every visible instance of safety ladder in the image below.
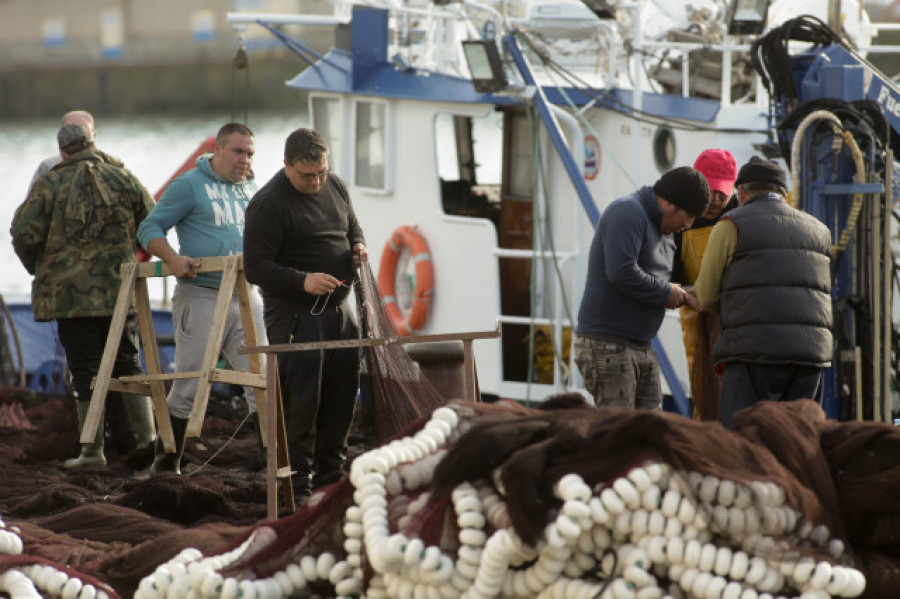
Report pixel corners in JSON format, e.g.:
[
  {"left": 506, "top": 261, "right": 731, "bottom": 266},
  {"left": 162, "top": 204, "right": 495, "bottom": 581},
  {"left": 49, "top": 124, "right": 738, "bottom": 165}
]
[{"left": 81, "top": 255, "right": 297, "bottom": 515}]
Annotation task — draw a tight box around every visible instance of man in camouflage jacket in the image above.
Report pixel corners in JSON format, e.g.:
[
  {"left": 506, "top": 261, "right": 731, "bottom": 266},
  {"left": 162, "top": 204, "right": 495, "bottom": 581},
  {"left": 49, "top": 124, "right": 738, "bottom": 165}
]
[{"left": 11, "top": 123, "right": 157, "bottom": 469}]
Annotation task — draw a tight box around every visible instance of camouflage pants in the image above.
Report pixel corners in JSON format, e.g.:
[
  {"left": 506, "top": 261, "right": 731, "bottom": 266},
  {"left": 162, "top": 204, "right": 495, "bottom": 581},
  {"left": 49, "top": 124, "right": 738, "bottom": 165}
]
[{"left": 574, "top": 334, "right": 661, "bottom": 410}]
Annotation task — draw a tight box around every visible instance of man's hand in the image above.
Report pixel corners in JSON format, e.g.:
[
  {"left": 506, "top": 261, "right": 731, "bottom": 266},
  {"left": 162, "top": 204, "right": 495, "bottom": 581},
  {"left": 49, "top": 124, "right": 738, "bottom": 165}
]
[
  {"left": 353, "top": 243, "right": 368, "bottom": 267},
  {"left": 666, "top": 283, "right": 688, "bottom": 309},
  {"left": 146, "top": 238, "right": 199, "bottom": 279},
  {"left": 168, "top": 254, "right": 201, "bottom": 279},
  {"left": 684, "top": 288, "right": 704, "bottom": 312},
  {"left": 304, "top": 272, "right": 343, "bottom": 295}
]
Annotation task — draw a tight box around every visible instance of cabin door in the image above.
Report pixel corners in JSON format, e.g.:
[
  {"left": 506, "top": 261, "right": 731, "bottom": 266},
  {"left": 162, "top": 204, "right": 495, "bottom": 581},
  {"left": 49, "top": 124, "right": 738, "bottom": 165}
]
[{"left": 498, "top": 107, "right": 534, "bottom": 383}]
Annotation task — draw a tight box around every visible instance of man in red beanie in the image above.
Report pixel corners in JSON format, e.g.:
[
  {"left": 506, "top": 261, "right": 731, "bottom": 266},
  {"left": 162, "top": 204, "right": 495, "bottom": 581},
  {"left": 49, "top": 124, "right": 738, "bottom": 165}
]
[{"left": 672, "top": 149, "right": 738, "bottom": 421}]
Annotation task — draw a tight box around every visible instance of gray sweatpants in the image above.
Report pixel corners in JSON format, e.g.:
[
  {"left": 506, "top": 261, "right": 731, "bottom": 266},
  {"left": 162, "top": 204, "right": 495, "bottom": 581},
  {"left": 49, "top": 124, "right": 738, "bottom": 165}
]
[{"left": 166, "top": 281, "right": 267, "bottom": 419}]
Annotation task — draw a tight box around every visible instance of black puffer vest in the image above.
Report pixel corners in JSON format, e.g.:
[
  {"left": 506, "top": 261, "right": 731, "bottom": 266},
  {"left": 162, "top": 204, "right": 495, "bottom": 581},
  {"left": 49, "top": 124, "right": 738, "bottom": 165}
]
[{"left": 714, "top": 194, "right": 833, "bottom": 367}]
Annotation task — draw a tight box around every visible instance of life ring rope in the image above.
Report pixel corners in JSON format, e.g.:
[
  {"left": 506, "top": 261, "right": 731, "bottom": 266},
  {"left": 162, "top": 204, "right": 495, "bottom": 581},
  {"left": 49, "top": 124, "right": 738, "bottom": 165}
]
[{"left": 378, "top": 225, "right": 434, "bottom": 336}]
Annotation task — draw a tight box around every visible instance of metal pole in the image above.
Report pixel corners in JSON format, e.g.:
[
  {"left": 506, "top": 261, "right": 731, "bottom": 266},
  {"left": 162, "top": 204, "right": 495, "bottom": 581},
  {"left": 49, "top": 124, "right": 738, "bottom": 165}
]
[{"left": 503, "top": 32, "right": 601, "bottom": 226}]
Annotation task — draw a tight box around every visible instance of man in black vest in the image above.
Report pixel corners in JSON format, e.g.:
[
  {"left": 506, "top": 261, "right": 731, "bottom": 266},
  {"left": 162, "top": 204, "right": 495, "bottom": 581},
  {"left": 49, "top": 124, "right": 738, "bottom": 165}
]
[{"left": 693, "top": 157, "right": 833, "bottom": 428}]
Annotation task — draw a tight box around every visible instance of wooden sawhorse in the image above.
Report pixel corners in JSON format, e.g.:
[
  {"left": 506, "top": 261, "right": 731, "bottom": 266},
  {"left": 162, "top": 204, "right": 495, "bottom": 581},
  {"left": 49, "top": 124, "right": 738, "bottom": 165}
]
[
  {"left": 242, "top": 327, "right": 499, "bottom": 520},
  {"left": 81, "top": 256, "right": 278, "bottom": 476}
]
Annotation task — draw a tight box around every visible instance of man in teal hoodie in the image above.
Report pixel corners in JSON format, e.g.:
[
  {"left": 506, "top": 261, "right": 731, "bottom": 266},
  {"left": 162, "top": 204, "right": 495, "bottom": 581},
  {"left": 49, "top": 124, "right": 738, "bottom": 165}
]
[{"left": 137, "top": 122, "right": 265, "bottom": 474}]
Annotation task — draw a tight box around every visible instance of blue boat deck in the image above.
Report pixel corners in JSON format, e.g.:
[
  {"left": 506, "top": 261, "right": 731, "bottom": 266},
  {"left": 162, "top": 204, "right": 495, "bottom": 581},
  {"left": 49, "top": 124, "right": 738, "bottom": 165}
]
[{"left": 1, "top": 300, "right": 176, "bottom": 395}]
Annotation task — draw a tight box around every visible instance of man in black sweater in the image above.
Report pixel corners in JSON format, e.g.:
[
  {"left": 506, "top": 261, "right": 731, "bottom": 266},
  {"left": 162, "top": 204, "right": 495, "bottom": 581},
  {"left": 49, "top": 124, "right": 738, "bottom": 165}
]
[{"left": 244, "top": 128, "right": 368, "bottom": 502}]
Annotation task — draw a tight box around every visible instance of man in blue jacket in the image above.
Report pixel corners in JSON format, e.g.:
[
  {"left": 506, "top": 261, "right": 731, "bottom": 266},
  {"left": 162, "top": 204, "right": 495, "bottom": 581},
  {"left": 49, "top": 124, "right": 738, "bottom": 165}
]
[
  {"left": 574, "top": 166, "right": 710, "bottom": 410},
  {"left": 137, "top": 122, "right": 265, "bottom": 474}
]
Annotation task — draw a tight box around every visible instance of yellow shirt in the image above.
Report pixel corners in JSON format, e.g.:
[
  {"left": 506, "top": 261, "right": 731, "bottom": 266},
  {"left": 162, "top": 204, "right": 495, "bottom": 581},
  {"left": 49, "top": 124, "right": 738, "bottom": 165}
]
[
  {"left": 694, "top": 219, "right": 737, "bottom": 314},
  {"left": 680, "top": 225, "right": 714, "bottom": 284}
]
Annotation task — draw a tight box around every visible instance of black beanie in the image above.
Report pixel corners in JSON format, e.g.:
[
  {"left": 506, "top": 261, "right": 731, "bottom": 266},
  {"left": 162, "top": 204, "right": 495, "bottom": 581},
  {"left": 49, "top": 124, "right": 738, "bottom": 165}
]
[
  {"left": 734, "top": 155, "right": 788, "bottom": 189},
  {"left": 652, "top": 166, "right": 710, "bottom": 217}
]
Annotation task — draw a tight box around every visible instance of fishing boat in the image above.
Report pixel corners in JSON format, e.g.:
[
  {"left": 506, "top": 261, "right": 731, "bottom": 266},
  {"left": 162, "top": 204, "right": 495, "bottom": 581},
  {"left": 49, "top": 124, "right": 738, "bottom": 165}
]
[
  {"left": 2, "top": 3, "right": 900, "bottom": 599},
  {"left": 226, "top": 0, "right": 897, "bottom": 420}
]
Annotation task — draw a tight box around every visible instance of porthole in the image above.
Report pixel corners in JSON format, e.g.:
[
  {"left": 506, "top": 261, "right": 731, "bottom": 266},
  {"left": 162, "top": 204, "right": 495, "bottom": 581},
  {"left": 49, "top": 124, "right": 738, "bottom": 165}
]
[{"left": 652, "top": 126, "right": 676, "bottom": 172}]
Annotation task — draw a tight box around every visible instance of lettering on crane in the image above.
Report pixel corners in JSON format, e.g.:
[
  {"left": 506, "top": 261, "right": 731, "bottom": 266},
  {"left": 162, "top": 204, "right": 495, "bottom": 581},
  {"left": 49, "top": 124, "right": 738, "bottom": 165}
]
[{"left": 875, "top": 84, "right": 900, "bottom": 119}]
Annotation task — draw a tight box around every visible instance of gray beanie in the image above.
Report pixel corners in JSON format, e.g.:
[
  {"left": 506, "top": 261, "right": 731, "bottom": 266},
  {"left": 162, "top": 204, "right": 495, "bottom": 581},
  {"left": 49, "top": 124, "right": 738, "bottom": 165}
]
[
  {"left": 57, "top": 123, "right": 91, "bottom": 153},
  {"left": 652, "top": 166, "right": 710, "bottom": 217},
  {"left": 734, "top": 156, "right": 788, "bottom": 189}
]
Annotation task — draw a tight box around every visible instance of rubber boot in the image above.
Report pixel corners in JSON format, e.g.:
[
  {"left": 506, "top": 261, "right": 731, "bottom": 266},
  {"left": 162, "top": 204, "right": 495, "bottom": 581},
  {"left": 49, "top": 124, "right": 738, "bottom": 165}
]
[
  {"left": 63, "top": 401, "right": 106, "bottom": 470},
  {"left": 123, "top": 394, "right": 156, "bottom": 447},
  {"left": 150, "top": 415, "right": 188, "bottom": 474},
  {"left": 248, "top": 411, "right": 266, "bottom": 472}
]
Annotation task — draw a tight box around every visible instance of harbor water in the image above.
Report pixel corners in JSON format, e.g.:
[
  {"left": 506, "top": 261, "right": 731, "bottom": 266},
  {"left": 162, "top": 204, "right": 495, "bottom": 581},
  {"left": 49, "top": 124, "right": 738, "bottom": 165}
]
[{"left": 0, "top": 109, "right": 309, "bottom": 304}]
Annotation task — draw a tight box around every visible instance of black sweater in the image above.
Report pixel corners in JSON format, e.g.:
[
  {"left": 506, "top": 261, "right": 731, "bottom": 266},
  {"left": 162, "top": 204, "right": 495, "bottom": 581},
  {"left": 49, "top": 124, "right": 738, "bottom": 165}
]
[{"left": 244, "top": 170, "right": 366, "bottom": 308}]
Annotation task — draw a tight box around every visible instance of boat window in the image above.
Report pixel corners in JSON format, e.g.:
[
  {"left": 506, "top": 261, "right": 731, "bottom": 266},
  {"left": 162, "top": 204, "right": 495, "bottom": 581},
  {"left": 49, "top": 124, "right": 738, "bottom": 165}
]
[
  {"left": 435, "top": 112, "right": 501, "bottom": 221},
  {"left": 311, "top": 95, "right": 343, "bottom": 172},
  {"left": 355, "top": 100, "right": 387, "bottom": 190}
]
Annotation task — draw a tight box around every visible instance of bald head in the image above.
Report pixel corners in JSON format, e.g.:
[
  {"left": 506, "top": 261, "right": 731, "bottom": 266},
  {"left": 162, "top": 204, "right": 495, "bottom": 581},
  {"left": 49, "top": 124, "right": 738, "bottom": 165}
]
[{"left": 61, "top": 110, "right": 95, "bottom": 141}]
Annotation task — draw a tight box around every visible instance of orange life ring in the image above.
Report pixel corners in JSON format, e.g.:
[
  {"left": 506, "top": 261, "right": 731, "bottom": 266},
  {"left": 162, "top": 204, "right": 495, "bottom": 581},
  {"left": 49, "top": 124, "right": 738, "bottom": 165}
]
[{"left": 378, "top": 225, "right": 434, "bottom": 335}]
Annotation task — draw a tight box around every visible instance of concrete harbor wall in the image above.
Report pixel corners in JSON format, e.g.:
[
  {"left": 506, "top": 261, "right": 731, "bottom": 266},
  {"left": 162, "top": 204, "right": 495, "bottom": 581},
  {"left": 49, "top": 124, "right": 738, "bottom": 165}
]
[
  {"left": 0, "top": 0, "right": 332, "bottom": 119},
  {"left": 0, "top": 55, "right": 312, "bottom": 119}
]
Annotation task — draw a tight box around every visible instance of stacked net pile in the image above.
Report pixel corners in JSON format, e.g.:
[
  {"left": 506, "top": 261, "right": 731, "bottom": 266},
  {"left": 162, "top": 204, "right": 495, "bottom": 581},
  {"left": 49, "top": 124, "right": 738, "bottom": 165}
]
[{"left": 131, "top": 398, "right": 900, "bottom": 598}]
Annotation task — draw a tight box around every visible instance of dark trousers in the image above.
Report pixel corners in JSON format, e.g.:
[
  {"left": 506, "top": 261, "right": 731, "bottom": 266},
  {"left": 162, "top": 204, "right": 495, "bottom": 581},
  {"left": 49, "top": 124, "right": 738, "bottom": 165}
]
[
  {"left": 720, "top": 362, "right": 823, "bottom": 429},
  {"left": 266, "top": 302, "right": 359, "bottom": 494},
  {"left": 56, "top": 315, "right": 142, "bottom": 401}
]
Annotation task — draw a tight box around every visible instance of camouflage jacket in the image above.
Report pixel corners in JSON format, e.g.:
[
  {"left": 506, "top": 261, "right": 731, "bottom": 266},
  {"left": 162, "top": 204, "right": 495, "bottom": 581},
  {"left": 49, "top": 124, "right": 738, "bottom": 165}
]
[{"left": 11, "top": 148, "right": 155, "bottom": 321}]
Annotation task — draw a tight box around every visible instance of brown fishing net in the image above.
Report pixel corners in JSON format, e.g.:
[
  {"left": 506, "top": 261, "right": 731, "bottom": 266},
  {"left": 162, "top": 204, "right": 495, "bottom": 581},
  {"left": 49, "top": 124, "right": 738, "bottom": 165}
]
[
  {"left": 684, "top": 309, "right": 723, "bottom": 421},
  {"left": 2, "top": 266, "right": 900, "bottom": 597},
  {"left": 0, "top": 387, "right": 266, "bottom": 597},
  {"left": 353, "top": 262, "right": 448, "bottom": 444},
  {"left": 119, "top": 396, "right": 897, "bottom": 599}
]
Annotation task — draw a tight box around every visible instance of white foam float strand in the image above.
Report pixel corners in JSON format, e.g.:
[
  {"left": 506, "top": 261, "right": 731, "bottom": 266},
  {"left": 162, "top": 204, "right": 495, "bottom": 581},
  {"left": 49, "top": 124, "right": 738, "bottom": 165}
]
[
  {"left": 0, "top": 519, "right": 109, "bottom": 599},
  {"left": 131, "top": 404, "right": 867, "bottom": 598},
  {"left": 12, "top": 564, "right": 110, "bottom": 599}
]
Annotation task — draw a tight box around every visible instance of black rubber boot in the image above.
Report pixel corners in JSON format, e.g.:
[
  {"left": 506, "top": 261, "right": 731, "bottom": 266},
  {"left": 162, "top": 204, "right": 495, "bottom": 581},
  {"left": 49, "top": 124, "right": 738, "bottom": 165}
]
[
  {"left": 312, "top": 465, "right": 346, "bottom": 491},
  {"left": 150, "top": 415, "right": 188, "bottom": 474}
]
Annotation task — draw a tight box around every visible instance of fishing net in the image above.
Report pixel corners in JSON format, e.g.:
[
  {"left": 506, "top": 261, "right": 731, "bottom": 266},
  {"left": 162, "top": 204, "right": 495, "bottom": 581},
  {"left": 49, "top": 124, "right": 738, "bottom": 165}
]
[
  {"left": 683, "top": 309, "right": 723, "bottom": 422},
  {"left": 0, "top": 386, "right": 265, "bottom": 598},
  {"left": 3, "top": 265, "right": 900, "bottom": 597},
  {"left": 353, "top": 262, "right": 448, "bottom": 445},
  {"left": 123, "top": 397, "right": 900, "bottom": 599},
  {"left": 0, "top": 261, "right": 458, "bottom": 597}
]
